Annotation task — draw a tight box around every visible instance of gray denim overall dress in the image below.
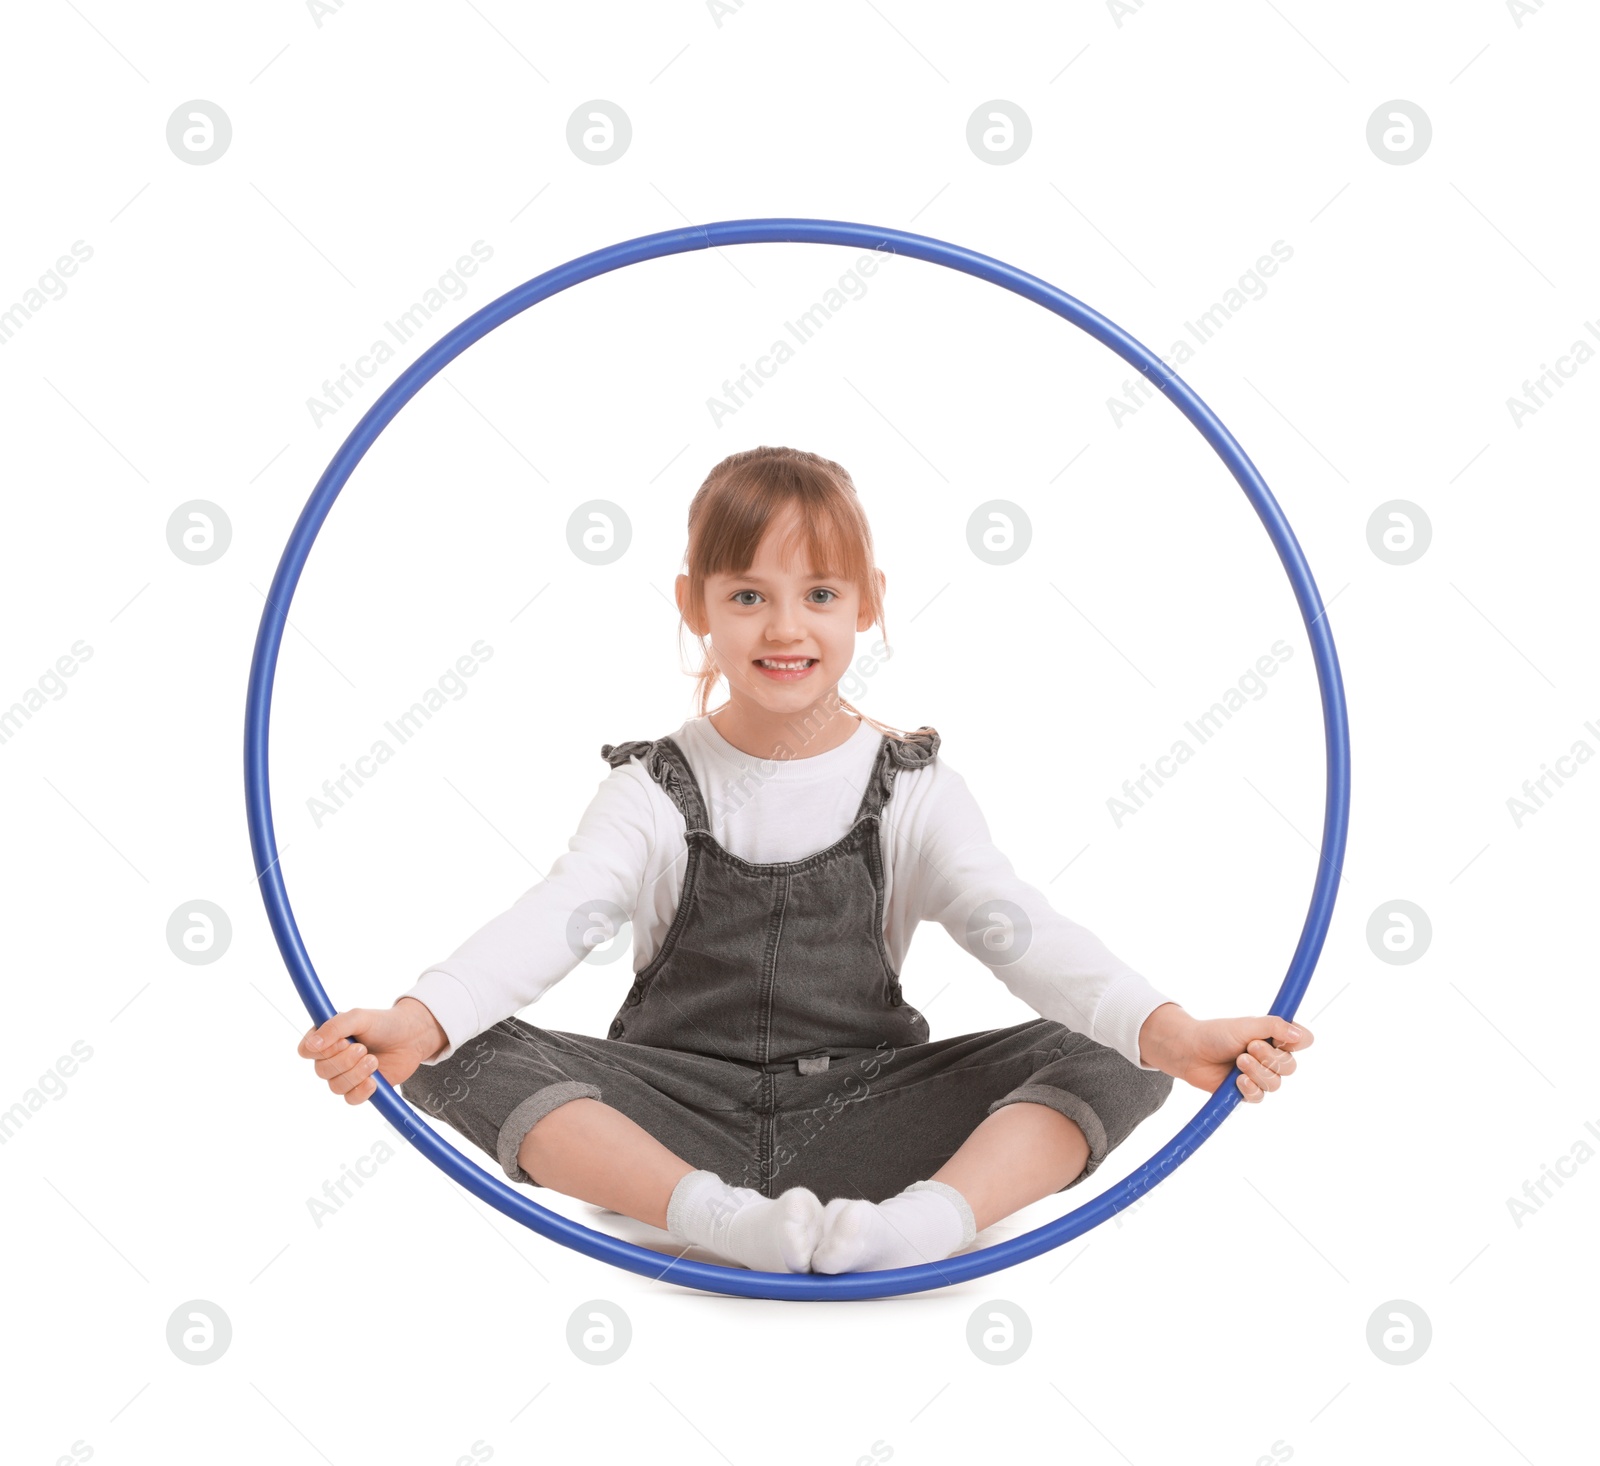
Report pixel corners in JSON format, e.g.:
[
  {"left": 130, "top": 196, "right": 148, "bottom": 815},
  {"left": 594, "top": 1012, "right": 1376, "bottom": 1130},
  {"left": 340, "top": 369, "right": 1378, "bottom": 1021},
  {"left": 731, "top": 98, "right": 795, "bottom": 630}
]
[{"left": 399, "top": 724, "right": 1173, "bottom": 1204}]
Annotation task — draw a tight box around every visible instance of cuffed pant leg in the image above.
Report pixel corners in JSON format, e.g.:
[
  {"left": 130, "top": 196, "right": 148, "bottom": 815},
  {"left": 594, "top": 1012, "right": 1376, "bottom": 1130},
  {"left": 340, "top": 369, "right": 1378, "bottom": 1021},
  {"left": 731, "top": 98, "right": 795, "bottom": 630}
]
[
  {"left": 398, "top": 1018, "right": 764, "bottom": 1194},
  {"left": 993, "top": 1025, "right": 1175, "bottom": 1191},
  {"left": 986, "top": 1082, "right": 1112, "bottom": 1190},
  {"left": 497, "top": 1079, "right": 605, "bottom": 1185}
]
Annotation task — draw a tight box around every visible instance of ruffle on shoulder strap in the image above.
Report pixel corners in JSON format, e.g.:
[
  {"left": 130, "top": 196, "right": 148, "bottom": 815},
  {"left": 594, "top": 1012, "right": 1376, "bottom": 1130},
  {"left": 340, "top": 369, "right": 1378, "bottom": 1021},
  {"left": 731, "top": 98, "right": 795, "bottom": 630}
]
[
  {"left": 884, "top": 726, "right": 940, "bottom": 770},
  {"left": 854, "top": 725, "right": 941, "bottom": 821},
  {"left": 600, "top": 738, "right": 656, "bottom": 768},
  {"left": 601, "top": 735, "right": 706, "bottom": 832}
]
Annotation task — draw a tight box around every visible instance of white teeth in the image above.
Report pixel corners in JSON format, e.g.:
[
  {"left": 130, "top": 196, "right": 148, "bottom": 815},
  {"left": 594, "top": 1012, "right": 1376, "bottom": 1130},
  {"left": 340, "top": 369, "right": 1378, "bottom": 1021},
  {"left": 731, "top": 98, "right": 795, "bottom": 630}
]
[{"left": 757, "top": 658, "right": 813, "bottom": 668}]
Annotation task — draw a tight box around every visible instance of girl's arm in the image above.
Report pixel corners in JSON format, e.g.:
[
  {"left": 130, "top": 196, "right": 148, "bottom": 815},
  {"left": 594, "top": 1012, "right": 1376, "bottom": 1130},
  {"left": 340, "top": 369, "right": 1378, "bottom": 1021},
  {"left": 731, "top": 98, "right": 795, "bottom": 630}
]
[
  {"left": 888, "top": 757, "right": 1172, "bottom": 1071},
  {"left": 397, "top": 761, "right": 660, "bottom": 1064}
]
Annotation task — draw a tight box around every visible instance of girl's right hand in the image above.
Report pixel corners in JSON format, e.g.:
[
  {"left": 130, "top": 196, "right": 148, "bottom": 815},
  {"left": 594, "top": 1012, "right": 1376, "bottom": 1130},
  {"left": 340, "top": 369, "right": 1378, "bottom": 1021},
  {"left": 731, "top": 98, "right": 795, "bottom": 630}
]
[{"left": 297, "top": 997, "right": 447, "bottom": 1105}]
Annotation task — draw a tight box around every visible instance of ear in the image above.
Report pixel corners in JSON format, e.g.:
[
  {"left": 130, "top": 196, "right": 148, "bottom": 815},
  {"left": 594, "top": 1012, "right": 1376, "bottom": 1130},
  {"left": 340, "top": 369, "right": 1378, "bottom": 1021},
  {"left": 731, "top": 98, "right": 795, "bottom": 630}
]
[{"left": 676, "top": 573, "right": 707, "bottom": 636}]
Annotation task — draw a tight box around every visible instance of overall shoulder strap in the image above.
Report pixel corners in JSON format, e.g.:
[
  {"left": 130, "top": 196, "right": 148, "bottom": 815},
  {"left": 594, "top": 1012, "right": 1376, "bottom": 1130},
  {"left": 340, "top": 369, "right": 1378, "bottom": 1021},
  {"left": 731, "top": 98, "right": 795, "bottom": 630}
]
[
  {"left": 600, "top": 738, "right": 654, "bottom": 768},
  {"left": 600, "top": 736, "right": 709, "bottom": 833},
  {"left": 853, "top": 726, "right": 940, "bottom": 822}
]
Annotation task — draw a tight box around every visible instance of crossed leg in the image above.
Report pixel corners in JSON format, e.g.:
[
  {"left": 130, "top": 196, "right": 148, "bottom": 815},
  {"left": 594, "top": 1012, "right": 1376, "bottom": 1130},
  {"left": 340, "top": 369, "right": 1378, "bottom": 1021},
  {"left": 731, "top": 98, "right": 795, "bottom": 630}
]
[
  {"left": 929, "top": 1100, "right": 1089, "bottom": 1232},
  {"left": 518, "top": 1097, "right": 693, "bottom": 1231},
  {"left": 517, "top": 1095, "right": 1087, "bottom": 1246}
]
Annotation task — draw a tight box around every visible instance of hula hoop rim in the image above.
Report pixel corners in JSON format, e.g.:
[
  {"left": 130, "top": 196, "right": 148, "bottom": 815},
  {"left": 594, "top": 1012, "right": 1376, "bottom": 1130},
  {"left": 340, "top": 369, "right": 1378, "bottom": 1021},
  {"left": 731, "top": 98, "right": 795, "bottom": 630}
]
[{"left": 244, "top": 217, "right": 1350, "bottom": 1302}]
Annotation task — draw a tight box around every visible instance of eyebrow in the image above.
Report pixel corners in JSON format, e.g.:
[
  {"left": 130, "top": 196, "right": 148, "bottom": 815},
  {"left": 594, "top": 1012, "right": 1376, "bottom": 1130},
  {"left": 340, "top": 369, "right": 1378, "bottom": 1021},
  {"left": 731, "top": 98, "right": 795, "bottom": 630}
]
[{"left": 722, "top": 571, "right": 834, "bottom": 584}]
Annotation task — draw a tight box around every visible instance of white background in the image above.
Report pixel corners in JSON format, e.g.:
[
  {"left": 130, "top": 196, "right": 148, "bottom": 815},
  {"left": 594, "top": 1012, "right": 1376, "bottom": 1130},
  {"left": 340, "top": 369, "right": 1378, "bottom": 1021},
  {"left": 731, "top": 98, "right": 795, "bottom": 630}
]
[{"left": 2, "top": 1, "right": 1595, "bottom": 1462}]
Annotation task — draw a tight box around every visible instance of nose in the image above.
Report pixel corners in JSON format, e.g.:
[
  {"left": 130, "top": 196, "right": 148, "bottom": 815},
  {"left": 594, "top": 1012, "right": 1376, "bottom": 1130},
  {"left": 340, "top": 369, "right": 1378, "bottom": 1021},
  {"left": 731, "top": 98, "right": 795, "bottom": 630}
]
[{"left": 763, "top": 600, "right": 806, "bottom": 643}]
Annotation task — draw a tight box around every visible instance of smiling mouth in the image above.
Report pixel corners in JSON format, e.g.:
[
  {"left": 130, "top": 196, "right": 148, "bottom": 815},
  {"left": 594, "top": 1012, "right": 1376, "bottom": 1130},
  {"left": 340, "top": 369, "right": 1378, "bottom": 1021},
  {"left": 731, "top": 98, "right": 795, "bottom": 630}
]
[{"left": 753, "top": 657, "right": 817, "bottom": 680}]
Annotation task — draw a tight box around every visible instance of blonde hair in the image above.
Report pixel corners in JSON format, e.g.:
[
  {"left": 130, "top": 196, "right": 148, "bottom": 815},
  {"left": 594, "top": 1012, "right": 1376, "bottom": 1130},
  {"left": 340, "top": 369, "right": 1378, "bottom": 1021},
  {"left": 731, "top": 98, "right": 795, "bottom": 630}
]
[{"left": 677, "top": 446, "right": 915, "bottom": 741}]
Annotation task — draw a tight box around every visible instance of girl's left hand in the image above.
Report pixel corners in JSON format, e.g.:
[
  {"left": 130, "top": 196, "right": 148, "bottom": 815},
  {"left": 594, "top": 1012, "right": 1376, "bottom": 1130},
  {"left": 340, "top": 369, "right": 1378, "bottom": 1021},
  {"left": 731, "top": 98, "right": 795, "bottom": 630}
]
[{"left": 1144, "top": 1007, "right": 1313, "bottom": 1101}]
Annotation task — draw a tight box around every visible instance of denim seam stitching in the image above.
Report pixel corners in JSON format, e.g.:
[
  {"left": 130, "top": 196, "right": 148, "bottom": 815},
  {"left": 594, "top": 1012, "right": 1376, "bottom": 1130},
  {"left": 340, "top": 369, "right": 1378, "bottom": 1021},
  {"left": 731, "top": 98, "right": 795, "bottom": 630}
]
[
  {"left": 617, "top": 833, "right": 704, "bottom": 1023},
  {"left": 755, "top": 871, "right": 789, "bottom": 1067},
  {"left": 693, "top": 817, "right": 875, "bottom": 877}
]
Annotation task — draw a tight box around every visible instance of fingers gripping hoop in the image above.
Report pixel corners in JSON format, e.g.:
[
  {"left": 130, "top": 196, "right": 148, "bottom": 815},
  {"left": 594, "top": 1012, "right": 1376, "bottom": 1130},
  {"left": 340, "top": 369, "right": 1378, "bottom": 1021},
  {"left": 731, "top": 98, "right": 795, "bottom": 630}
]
[{"left": 244, "top": 218, "right": 1351, "bottom": 1301}]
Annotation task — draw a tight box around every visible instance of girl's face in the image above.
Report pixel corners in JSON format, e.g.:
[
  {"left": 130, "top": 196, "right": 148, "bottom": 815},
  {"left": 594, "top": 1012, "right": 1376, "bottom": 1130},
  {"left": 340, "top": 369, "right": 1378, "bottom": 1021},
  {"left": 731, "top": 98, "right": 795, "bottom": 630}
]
[{"left": 678, "top": 503, "right": 883, "bottom": 716}]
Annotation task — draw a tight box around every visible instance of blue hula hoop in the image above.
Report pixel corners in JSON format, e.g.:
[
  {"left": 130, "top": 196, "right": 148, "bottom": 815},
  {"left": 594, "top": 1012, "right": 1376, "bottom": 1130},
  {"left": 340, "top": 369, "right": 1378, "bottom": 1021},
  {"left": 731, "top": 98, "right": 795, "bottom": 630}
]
[{"left": 245, "top": 218, "right": 1350, "bottom": 1301}]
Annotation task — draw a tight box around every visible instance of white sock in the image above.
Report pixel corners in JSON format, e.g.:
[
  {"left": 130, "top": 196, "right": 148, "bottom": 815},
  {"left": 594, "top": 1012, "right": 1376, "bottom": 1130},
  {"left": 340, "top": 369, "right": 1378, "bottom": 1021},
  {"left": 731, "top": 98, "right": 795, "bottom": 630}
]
[
  {"left": 811, "top": 1180, "right": 978, "bottom": 1274},
  {"left": 665, "top": 1170, "right": 824, "bottom": 1273}
]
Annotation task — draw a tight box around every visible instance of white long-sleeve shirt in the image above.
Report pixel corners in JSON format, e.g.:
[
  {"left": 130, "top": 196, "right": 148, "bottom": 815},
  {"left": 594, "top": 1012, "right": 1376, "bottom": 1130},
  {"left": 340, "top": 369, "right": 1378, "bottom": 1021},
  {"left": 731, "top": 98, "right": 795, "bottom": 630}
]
[{"left": 399, "top": 715, "right": 1172, "bottom": 1071}]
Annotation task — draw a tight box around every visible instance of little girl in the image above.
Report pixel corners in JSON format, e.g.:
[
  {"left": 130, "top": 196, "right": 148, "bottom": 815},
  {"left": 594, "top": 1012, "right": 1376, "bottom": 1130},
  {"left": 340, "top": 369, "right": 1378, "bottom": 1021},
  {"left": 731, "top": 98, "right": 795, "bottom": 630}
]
[{"left": 300, "top": 446, "right": 1312, "bottom": 1275}]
